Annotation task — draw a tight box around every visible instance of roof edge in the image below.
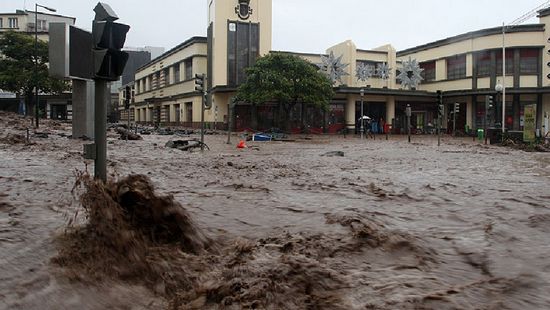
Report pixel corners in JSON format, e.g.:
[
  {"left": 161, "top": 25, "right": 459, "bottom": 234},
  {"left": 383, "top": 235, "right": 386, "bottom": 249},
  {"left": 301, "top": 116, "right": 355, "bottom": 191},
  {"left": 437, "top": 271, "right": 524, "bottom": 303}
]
[
  {"left": 136, "top": 36, "right": 207, "bottom": 72},
  {"left": 398, "top": 24, "right": 544, "bottom": 56}
]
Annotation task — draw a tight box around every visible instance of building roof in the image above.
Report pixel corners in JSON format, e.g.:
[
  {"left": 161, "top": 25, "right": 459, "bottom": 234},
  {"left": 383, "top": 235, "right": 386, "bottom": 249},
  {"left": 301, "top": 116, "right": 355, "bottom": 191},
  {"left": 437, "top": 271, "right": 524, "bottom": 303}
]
[
  {"left": 538, "top": 7, "right": 550, "bottom": 17},
  {"left": 136, "top": 36, "right": 207, "bottom": 72},
  {"left": 397, "top": 24, "right": 544, "bottom": 56}
]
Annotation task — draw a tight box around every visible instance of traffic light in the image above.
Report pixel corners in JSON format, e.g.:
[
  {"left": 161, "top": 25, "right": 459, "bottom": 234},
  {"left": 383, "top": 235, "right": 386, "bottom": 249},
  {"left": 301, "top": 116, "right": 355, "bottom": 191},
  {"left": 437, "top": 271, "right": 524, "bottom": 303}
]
[
  {"left": 124, "top": 85, "right": 131, "bottom": 109},
  {"left": 91, "top": 3, "right": 130, "bottom": 81},
  {"left": 485, "top": 95, "right": 493, "bottom": 110},
  {"left": 438, "top": 104, "right": 444, "bottom": 117},
  {"left": 195, "top": 74, "right": 205, "bottom": 92},
  {"left": 454, "top": 103, "right": 460, "bottom": 113},
  {"left": 204, "top": 93, "right": 212, "bottom": 109},
  {"left": 436, "top": 90, "right": 443, "bottom": 105}
]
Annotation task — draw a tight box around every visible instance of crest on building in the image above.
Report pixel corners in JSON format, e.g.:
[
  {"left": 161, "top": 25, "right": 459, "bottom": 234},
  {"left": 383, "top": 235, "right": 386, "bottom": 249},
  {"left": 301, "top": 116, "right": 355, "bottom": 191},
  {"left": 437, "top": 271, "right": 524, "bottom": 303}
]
[
  {"left": 396, "top": 57, "right": 423, "bottom": 89},
  {"left": 235, "top": 0, "right": 253, "bottom": 20},
  {"left": 318, "top": 51, "right": 349, "bottom": 85}
]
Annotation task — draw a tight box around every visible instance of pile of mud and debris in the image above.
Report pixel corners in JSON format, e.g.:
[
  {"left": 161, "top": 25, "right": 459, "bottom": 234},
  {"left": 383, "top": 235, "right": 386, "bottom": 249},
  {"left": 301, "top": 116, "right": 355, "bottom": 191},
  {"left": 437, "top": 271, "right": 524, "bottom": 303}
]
[
  {"left": 54, "top": 174, "right": 440, "bottom": 309},
  {"left": 500, "top": 138, "right": 550, "bottom": 152}
]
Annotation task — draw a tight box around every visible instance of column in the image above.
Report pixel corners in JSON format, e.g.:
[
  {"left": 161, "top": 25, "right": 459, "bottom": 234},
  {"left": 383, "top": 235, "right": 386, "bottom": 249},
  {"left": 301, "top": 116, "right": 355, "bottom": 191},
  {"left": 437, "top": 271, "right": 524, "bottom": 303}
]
[
  {"left": 386, "top": 96, "right": 396, "bottom": 126},
  {"left": 345, "top": 96, "right": 356, "bottom": 130}
]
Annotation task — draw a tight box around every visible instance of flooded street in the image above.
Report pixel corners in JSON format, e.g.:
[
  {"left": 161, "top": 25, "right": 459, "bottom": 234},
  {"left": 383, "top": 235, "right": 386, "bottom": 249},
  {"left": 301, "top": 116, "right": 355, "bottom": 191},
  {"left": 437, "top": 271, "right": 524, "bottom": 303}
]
[{"left": 1, "top": 113, "right": 550, "bottom": 309}]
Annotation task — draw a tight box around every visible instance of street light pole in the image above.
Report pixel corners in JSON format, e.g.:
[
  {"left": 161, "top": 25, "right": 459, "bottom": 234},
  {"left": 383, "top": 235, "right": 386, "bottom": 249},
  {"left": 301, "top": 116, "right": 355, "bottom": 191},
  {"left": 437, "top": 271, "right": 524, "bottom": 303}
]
[
  {"left": 34, "top": 3, "right": 56, "bottom": 129},
  {"left": 360, "top": 88, "right": 364, "bottom": 140},
  {"left": 502, "top": 23, "right": 506, "bottom": 134}
]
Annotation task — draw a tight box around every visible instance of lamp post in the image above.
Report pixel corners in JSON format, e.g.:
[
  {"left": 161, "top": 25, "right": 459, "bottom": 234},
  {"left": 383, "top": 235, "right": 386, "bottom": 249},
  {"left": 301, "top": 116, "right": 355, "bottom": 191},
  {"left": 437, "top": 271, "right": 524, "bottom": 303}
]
[
  {"left": 360, "top": 88, "right": 364, "bottom": 140},
  {"left": 501, "top": 23, "right": 506, "bottom": 134},
  {"left": 34, "top": 3, "right": 56, "bottom": 128}
]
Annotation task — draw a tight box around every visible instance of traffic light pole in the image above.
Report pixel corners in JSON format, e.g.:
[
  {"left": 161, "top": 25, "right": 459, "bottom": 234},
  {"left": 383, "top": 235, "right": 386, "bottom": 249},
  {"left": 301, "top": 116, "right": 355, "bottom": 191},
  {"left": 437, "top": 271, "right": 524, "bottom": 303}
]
[
  {"left": 406, "top": 104, "right": 411, "bottom": 143},
  {"left": 437, "top": 116, "right": 441, "bottom": 146},
  {"left": 127, "top": 105, "right": 130, "bottom": 142},
  {"left": 227, "top": 97, "right": 236, "bottom": 145},
  {"left": 200, "top": 91, "right": 205, "bottom": 151},
  {"left": 94, "top": 80, "right": 108, "bottom": 182},
  {"left": 453, "top": 107, "right": 457, "bottom": 137},
  {"left": 484, "top": 100, "right": 488, "bottom": 145}
]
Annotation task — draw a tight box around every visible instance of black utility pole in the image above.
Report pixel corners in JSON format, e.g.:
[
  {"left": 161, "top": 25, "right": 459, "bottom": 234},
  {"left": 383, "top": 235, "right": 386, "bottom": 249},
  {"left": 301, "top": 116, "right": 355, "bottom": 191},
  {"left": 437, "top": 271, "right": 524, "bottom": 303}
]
[
  {"left": 406, "top": 104, "right": 411, "bottom": 143},
  {"left": 437, "top": 90, "right": 443, "bottom": 147},
  {"left": 194, "top": 74, "right": 206, "bottom": 151},
  {"left": 452, "top": 103, "right": 459, "bottom": 137},
  {"left": 227, "top": 97, "right": 236, "bottom": 144},
  {"left": 35, "top": 4, "right": 57, "bottom": 128}
]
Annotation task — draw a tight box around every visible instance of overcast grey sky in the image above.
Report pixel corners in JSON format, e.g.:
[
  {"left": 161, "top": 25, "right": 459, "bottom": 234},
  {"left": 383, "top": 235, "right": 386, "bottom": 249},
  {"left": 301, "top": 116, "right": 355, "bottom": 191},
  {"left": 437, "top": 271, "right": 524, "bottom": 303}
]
[{"left": 1, "top": 0, "right": 549, "bottom": 53}]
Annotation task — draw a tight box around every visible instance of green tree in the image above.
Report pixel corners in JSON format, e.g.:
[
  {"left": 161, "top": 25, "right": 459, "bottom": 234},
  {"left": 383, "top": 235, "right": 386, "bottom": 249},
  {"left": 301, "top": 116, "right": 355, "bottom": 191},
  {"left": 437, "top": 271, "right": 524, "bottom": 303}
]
[
  {"left": 236, "top": 52, "right": 334, "bottom": 131},
  {"left": 0, "top": 31, "right": 68, "bottom": 115}
]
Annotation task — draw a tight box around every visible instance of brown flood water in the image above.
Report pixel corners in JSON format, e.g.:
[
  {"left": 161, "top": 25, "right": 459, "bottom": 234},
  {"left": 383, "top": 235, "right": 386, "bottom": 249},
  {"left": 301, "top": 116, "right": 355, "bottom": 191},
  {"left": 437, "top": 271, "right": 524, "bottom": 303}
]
[{"left": 1, "top": 112, "right": 550, "bottom": 309}]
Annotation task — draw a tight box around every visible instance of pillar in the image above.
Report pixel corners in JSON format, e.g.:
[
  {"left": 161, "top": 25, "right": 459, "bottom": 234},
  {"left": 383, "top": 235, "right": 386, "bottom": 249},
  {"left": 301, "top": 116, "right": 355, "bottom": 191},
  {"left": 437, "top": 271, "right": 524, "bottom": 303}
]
[
  {"left": 386, "top": 96, "right": 396, "bottom": 126},
  {"left": 345, "top": 96, "right": 356, "bottom": 130}
]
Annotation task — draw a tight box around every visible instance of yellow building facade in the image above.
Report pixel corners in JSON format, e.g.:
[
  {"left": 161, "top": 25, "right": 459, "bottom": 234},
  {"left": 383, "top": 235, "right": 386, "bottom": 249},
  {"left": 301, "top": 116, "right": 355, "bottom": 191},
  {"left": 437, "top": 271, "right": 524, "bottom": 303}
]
[{"left": 130, "top": 0, "right": 550, "bottom": 135}]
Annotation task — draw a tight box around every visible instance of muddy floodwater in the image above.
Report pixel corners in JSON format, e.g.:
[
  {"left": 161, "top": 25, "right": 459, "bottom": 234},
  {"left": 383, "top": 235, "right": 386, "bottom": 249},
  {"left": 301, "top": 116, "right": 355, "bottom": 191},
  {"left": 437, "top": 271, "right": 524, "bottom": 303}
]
[{"left": 1, "top": 114, "right": 550, "bottom": 309}]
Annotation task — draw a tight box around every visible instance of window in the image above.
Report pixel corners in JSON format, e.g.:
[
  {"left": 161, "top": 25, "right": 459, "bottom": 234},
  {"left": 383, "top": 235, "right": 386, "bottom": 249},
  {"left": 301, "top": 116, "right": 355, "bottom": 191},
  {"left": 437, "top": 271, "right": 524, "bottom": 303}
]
[
  {"left": 475, "top": 51, "right": 491, "bottom": 77},
  {"left": 37, "top": 19, "right": 47, "bottom": 30},
  {"left": 154, "top": 72, "right": 160, "bottom": 89},
  {"left": 0, "top": 18, "right": 3, "bottom": 29},
  {"left": 184, "top": 58, "right": 193, "bottom": 80},
  {"left": 496, "top": 50, "right": 513, "bottom": 75},
  {"left": 519, "top": 48, "right": 539, "bottom": 74},
  {"left": 163, "top": 68, "right": 170, "bottom": 86},
  {"left": 420, "top": 61, "right": 436, "bottom": 81},
  {"left": 8, "top": 17, "right": 18, "bottom": 29},
  {"left": 227, "top": 21, "right": 260, "bottom": 86},
  {"left": 185, "top": 102, "right": 193, "bottom": 123},
  {"left": 356, "top": 60, "right": 379, "bottom": 79},
  {"left": 446, "top": 55, "right": 466, "bottom": 80},
  {"left": 174, "top": 63, "right": 181, "bottom": 83},
  {"left": 147, "top": 76, "right": 152, "bottom": 91}
]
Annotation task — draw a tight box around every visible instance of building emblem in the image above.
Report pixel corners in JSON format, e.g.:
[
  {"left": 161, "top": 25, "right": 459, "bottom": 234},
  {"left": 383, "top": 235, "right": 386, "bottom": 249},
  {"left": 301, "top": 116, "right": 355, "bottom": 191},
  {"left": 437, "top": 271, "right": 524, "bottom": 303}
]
[
  {"left": 397, "top": 57, "right": 423, "bottom": 89},
  {"left": 318, "top": 51, "right": 350, "bottom": 85},
  {"left": 235, "top": 0, "right": 253, "bottom": 20}
]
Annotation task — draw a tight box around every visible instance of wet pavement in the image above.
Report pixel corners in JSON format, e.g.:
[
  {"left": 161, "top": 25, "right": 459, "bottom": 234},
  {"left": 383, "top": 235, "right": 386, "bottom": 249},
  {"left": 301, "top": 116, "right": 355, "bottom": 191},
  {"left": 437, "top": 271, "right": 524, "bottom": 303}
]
[{"left": 1, "top": 113, "right": 550, "bottom": 309}]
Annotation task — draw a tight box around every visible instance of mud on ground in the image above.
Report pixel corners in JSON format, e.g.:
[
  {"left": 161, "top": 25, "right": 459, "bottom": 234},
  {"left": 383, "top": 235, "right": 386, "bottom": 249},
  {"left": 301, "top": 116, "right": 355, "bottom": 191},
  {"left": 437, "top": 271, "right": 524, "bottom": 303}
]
[{"left": 1, "top": 112, "right": 550, "bottom": 309}]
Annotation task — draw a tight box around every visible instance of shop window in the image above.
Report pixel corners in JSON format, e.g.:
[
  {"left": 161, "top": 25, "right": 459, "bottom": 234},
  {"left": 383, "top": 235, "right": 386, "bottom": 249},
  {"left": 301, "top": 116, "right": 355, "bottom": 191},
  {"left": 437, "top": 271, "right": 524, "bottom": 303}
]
[
  {"left": 519, "top": 48, "right": 539, "bottom": 74},
  {"left": 475, "top": 51, "right": 491, "bottom": 77},
  {"left": 446, "top": 55, "right": 466, "bottom": 80},
  {"left": 420, "top": 61, "right": 436, "bottom": 81}
]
